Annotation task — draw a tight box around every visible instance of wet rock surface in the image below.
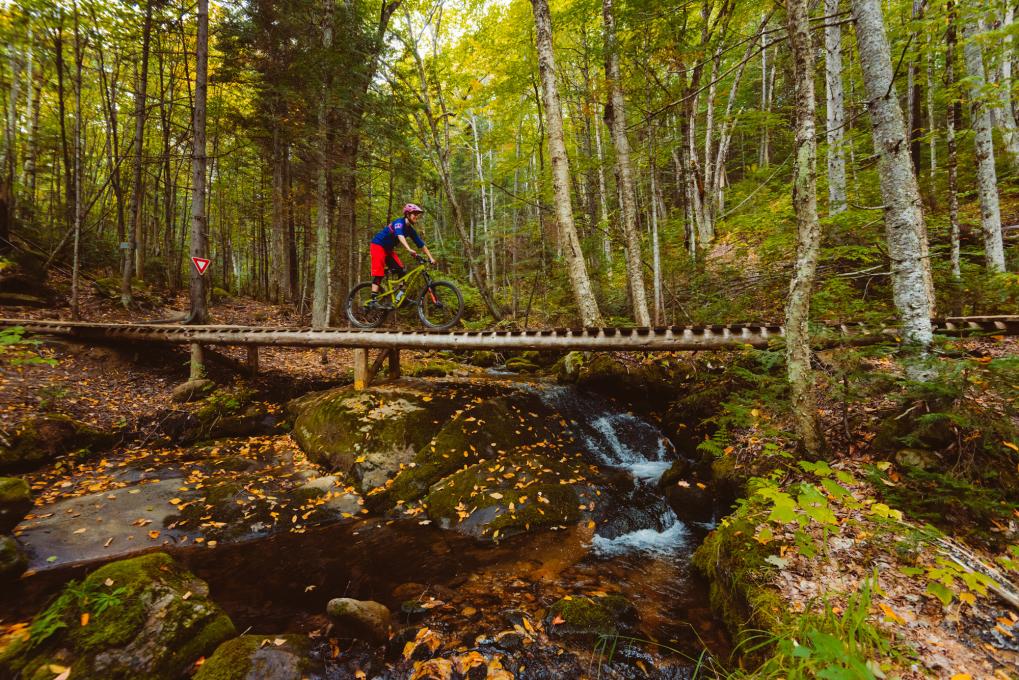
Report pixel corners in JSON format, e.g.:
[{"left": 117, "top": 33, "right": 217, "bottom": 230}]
[{"left": 326, "top": 597, "right": 392, "bottom": 644}]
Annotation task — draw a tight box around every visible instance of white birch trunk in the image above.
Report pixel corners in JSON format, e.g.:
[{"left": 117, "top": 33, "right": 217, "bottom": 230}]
[
  {"left": 531, "top": 0, "right": 601, "bottom": 326},
  {"left": 946, "top": 1, "right": 962, "bottom": 281},
  {"left": 962, "top": 15, "right": 1006, "bottom": 272},
  {"left": 593, "top": 115, "right": 611, "bottom": 273},
  {"left": 996, "top": 4, "right": 1019, "bottom": 168},
  {"left": 824, "top": 0, "right": 847, "bottom": 214},
  {"left": 851, "top": 0, "right": 934, "bottom": 347},
  {"left": 603, "top": 0, "right": 650, "bottom": 326},
  {"left": 785, "top": 0, "right": 824, "bottom": 454}
]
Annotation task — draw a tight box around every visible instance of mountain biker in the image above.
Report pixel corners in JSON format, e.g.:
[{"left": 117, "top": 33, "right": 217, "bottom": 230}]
[{"left": 368, "top": 203, "right": 436, "bottom": 309}]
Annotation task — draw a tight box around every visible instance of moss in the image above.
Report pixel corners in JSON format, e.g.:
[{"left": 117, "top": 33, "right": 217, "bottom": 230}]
[
  {"left": 404, "top": 357, "right": 468, "bottom": 377},
  {"left": 425, "top": 453, "right": 581, "bottom": 538},
  {"left": 467, "top": 350, "right": 499, "bottom": 367},
  {"left": 0, "top": 415, "right": 116, "bottom": 473},
  {"left": 0, "top": 477, "right": 32, "bottom": 532},
  {"left": 385, "top": 393, "right": 565, "bottom": 506},
  {"left": 691, "top": 501, "right": 786, "bottom": 646},
  {"left": 0, "top": 535, "right": 27, "bottom": 579},
  {"left": 504, "top": 357, "right": 539, "bottom": 373},
  {"left": 546, "top": 594, "right": 635, "bottom": 638},
  {"left": 196, "top": 385, "right": 258, "bottom": 422},
  {"left": 195, "top": 635, "right": 310, "bottom": 680},
  {"left": 2, "top": 552, "right": 235, "bottom": 680},
  {"left": 291, "top": 386, "right": 459, "bottom": 475}
]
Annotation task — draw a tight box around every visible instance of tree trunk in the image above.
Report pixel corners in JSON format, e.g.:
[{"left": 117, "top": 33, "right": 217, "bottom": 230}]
[
  {"left": 530, "top": 0, "right": 601, "bottom": 326},
  {"left": 962, "top": 13, "right": 1006, "bottom": 272},
  {"left": 123, "top": 0, "right": 153, "bottom": 306},
  {"left": 907, "top": 0, "right": 924, "bottom": 173},
  {"left": 851, "top": 0, "right": 933, "bottom": 348},
  {"left": 824, "top": 0, "right": 847, "bottom": 214},
  {"left": 602, "top": 0, "right": 650, "bottom": 326},
  {"left": 189, "top": 0, "right": 210, "bottom": 330},
  {"left": 785, "top": 0, "right": 824, "bottom": 456},
  {"left": 946, "top": 0, "right": 961, "bottom": 281},
  {"left": 996, "top": 4, "right": 1019, "bottom": 168},
  {"left": 70, "top": 5, "right": 84, "bottom": 320},
  {"left": 312, "top": 0, "right": 332, "bottom": 329}
]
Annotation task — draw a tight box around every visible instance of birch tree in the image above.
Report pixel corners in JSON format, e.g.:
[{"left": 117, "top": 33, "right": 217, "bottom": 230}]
[
  {"left": 962, "top": 14, "right": 1006, "bottom": 272},
  {"left": 602, "top": 0, "right": 650, "bottom": 326},
  {"left": 946, "top": 0, "right": 962, "bottom": 281},
  {"left": 122, "top": 0, "right": 152, "bottom": 307},
  {"left": 312, "top": 0, "right": 332, "bottom": 329},
  {"left": 851, "top": 0, "right": 933, "bottom": 347},
  {"left": 531, "top": 0, "right": 600, "bottom": 326},
  {"left": 824, "top": 0, "right": 847, "bottom": 214},
  {"left": 785, "top": 0, "right": 824, "bottom": 454}
]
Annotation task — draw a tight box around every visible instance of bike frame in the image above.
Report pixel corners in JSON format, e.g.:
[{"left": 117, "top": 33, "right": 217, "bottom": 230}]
[{"left": 375, "top": 263, "right": 435, "bottom": 309}]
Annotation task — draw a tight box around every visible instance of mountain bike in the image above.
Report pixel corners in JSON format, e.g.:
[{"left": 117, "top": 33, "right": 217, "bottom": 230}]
[{"left": 346, "top": 254, "right": 464, "bottom": 330}]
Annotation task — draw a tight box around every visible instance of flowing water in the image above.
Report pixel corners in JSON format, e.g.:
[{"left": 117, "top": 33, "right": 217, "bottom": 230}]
[{"left": 4, "top": 380, "right": 728, "bottom": 675}]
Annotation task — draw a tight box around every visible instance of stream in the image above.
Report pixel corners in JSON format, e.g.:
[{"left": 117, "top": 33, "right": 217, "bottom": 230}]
[{"left": 4, "top": 379, "right": 729, "bottom": 677}]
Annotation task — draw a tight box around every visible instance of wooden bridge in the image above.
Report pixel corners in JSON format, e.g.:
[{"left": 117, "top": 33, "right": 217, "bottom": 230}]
[{"left": 2, "top": 316, "right": 1017, "bottom": 389}]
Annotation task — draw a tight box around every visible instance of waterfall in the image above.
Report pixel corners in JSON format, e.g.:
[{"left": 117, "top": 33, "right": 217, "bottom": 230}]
[{"left": 538, "top": 387, "right": 691, "bottom": 556}]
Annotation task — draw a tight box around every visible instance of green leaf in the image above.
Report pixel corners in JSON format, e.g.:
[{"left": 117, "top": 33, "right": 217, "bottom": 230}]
[{"left": 926, "top": 581, "right": 954, "bottom": 606}]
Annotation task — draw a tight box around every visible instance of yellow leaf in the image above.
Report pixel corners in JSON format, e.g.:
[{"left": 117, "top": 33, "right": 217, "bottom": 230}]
[
  {"left": 355, "top": 455, "right": 366, "bottom": 464},
  {"left": 1004, "top": 441, "right": 1019, "bottom": 453},
  {"left": 878, "top": 603, "right": 906, "bottom": 625},
  {"left": 169, "top": 498, "right": 182, "bottom": 505},
  {"left": 751, "top": 409, "right": 760, "bottom": 417},
  {"left": 80, "top": 612, "right": 89, "bottom": 626},
  {"left": 951, "top": 675, "right": 972, "bottom": 680},
  {"left": 959, "top": 592, "right": 976, "bottom": 606},
  {"left": 148, "top": 530, "right": 160, "bottom": 540}
]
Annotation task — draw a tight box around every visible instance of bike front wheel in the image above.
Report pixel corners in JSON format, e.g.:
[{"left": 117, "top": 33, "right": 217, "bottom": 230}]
[
  {"left": 346, "top": 282, "right": 388, "bottom": 329},
  {"left": 417, "top": 281, "right": 464, "bottom": 330}
]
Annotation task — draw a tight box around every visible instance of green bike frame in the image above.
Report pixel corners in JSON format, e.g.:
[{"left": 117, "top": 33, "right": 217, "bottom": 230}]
[{"left": 375, "top": 263, "right": 435, "bottom": 309}]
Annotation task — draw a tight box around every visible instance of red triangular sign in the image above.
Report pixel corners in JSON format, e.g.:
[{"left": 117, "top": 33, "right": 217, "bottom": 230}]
[{"left": 191, "top": 257, "right": 211, "bottom": 275}]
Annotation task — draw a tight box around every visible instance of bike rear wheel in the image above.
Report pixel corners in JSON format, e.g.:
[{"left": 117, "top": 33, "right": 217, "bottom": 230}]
[
  {"left": 346, "top": 282, "right": 388, "bottom": 328},
  {"left": 417, "top": 281, "right": 464, "bottom": 330}
]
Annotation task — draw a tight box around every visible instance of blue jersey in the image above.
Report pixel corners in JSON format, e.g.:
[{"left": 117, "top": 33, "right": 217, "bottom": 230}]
[{"left": 370, "top": 217, "right": 425, "bottom": 250}]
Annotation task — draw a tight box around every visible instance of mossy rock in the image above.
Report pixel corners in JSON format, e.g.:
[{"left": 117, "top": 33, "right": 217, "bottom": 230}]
[
  {"left": 0, "top": 415, "right": 117, "bottom": 473},
  {"left": 425, "top": 453, "right": 583, "bottom": 539},
  {"left": 384, "top": 392, "right": 567, "bottom": 507},
  {"left": 0, "top": 477, "right": 33, "bottom": 532},
  {"left": 405, "top": 358, "right": 467, "bottom": 378},
  {"left": 0, "top": 535, "right": 27, "bottom": 581},
  {"left": 0, "top": 552, "right": 236, "bottom": 680},
  {"left": 171, "top": 379, "right": 217, "bottom": 404},
  {"left": 210, "top": 287, "right": 231, "bottom": 303},
  {"left": 194, "top": 634, "right": 317, "bottom": 680},
  {"left": 467, "top": 350, "right": 499, "bottom": 368},
  {"left": 504, "top": 357, "right": 540, "bottom": 373},
  {"left": 289, "top": 384, "right": 469, "bottom": 492},
  {"left": 196, "top": 385, "right": 258, "bottom": 421},
  {"left": 691, "top": 502, "right": 786, "bottom": 649},
  {"left": 554, "top": 351, "right": 587, "bottom": 383},
  {"left": 545, "top": 594, "right": 636, "bottom": 638}
]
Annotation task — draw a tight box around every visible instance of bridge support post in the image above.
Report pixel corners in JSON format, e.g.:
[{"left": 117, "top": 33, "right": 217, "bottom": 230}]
[
  {"left": 353, "top": 348, "right": 369, "bottom": 390},
  {"left": 246, "top": 346, "right": 259, "bottom": 377},
  {"left": 387, "top": 348, "right": 400, "bottom": 380}
]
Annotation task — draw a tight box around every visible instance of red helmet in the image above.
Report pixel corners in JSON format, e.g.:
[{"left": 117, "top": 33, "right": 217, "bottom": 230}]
[{"left": 403, "top": 203, "right": 424, "bottom": 215}]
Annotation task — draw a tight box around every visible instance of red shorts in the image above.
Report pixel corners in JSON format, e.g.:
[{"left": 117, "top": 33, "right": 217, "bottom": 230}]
[{"left": 370, "top": 243, "right": 403, "bottom": 277}]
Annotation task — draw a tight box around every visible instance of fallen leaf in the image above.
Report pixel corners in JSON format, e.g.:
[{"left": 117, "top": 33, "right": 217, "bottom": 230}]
[{"left": 80, "top": 612, "right": 89, "bottom": 627}]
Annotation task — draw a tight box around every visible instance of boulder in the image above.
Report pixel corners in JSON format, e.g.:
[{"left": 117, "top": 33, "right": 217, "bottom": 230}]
[
  {"left": 894, "top": 448, "right": 940, "bottom": 470},
  {"left": 326, "top": 598, "right": 392, "bottom": 644},
  {"left": 289, "top": 384, "right": 472, "bottom": 491},
  {"left": 0, "top": 552, "right": 236, "bottom": 680},
  {"left": 0, "top": 535, "right": 27, "bottom": 581},
  {"left": 0, "top": 415, "right": 117, "bottom": 473},
  {"left": 664, "top": 481, "right": 715, "bottom": 524},
  {"left": 171, "top": 378, "right": 217, "bottom": 403},
  {"left": 657, "top": 459, "right": 691, "bottom": 490},
  {"left": 544, "top": 594, "right": 637, "bottom": 639},
  {"left": 425, "top": 453, "right": 582, "bottom": 540},
  {"left": 504, "top": 357, "right": 539, "bottom": 373},
  {"left": 194, "top": 635, "right": 320, "bottom": 680},
  {"left": 467, "top": 350, "right": 499, "bottom": 367},
  {"left": 383, "top": 391, "right": 571, "bottom": 506},
  {"left": 0, "top": 477, "right": 32, "bottom": 532}
]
